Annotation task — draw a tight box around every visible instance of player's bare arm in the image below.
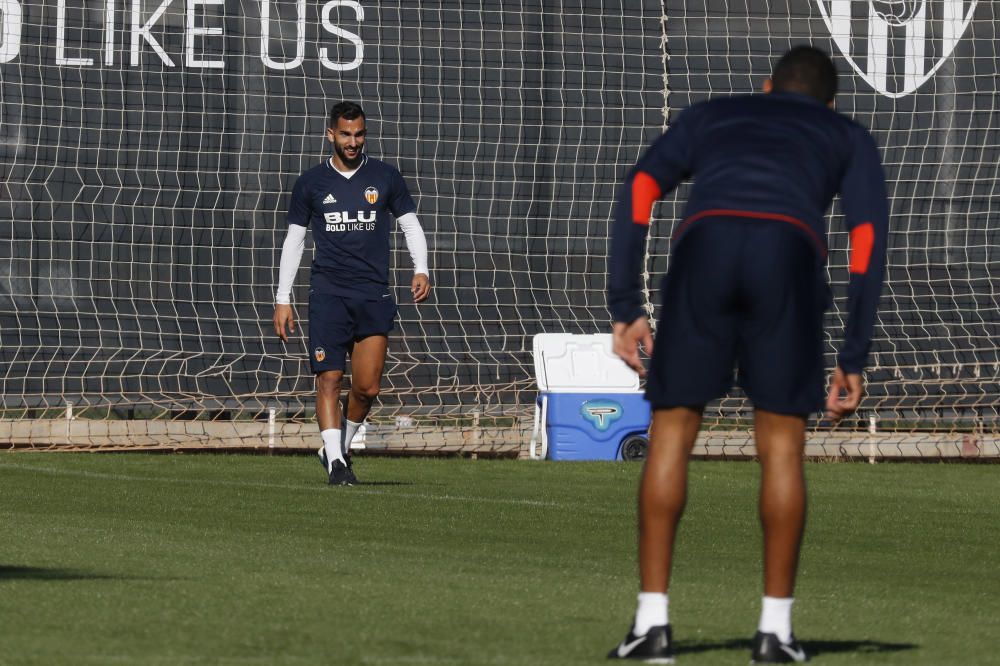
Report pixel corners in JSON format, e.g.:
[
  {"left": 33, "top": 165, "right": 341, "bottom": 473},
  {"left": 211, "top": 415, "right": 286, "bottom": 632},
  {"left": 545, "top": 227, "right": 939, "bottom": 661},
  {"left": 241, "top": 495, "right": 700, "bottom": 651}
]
[
  {"left": 612, "top": 318, "right": 653, "bottom": 378},
  {"left": 411, "top": 273, "right": 431, "bottom": 302},
  {"left": 825, "top": 367, "right": 864, "bottom": 422},
  {"left": 273, "top": 303, "right": 295, "bottom": 342}
]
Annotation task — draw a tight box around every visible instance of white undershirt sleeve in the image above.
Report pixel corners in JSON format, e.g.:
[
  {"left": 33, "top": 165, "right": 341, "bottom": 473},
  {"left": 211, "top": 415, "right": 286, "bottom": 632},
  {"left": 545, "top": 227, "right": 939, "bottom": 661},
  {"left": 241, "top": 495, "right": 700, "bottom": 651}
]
[
  {"left": 275, "top": 224, "right": 307, "bottom": 304},
  {"left": 396, "top": 212, "right": 429, "bottom": 277}
]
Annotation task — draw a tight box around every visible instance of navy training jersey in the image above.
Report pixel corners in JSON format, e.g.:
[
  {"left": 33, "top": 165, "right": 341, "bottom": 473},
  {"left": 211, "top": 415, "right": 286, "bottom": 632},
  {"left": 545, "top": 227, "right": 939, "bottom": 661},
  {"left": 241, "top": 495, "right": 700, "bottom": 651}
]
[
  {"left": 609, "top": 91, "right": 889, "bottom": 374},
  {"left": 286, "top": 155, "right": 417, "bottom": 299}
]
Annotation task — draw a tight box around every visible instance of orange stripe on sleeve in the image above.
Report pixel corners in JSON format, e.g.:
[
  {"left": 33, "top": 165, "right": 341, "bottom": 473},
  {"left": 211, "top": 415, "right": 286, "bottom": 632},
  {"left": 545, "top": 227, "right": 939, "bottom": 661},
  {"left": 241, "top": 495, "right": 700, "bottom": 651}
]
[
  {"left": 849, "top": 222, "right": 875, "bottom": 274},
  {"left": 631, "top": 171, "right": 662, "bottom": 225}
]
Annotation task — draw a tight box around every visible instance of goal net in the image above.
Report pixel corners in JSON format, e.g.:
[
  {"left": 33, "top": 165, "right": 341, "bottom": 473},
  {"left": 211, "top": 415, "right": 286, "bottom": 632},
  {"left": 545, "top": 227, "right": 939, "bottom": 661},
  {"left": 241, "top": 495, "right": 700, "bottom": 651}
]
[
  {"left": 0, "top": 1, "right": 665, "bottom": 453},
  {"left": 661, "top": 0, "right": 999, "bottom": 458},
  {"left": 1, "top": 0, "right": 997, "bottom": 458}
]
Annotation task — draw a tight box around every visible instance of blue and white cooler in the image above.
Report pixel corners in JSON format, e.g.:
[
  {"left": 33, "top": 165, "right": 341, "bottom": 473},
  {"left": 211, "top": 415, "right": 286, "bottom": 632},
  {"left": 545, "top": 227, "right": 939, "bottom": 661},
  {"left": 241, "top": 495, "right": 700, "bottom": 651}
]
[{"left": 529, "top": 333, "right": 651, "bottom": 461}]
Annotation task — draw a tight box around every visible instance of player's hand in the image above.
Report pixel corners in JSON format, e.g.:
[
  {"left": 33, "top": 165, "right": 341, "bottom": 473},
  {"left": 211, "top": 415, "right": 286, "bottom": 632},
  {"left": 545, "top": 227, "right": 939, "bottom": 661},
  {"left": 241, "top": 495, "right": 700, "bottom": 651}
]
[
  {"left": 411, "top": 273, "right": 431, "bottom": 303},
  {"left": 273, "top": 303, "right": 296, "bottom": 342},
  {"left": 612, "top": 317, "right": 654, "bottom": 378},
  {"left": 825, "top": 367, "right": 864, "bottom": 423}
]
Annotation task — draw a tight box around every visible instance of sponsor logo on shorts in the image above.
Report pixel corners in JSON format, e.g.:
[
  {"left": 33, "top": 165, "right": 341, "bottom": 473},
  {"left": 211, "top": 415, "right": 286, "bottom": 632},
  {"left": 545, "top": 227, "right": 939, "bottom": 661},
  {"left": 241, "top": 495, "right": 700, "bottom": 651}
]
[
  {"left": 364, "top": 186, "right": 379, "bottom": 204},
  {"left": 314, "top": 347, "right": 326, "bottom": 362},
  {"left": 581, "top": 400, "right": 623, "bottom": 431}
]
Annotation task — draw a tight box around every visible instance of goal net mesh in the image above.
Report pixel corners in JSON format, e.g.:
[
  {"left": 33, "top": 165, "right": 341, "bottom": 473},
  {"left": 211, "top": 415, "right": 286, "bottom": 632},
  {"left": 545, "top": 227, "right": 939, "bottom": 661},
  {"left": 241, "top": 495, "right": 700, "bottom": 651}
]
[
  {"left": 661, "top": 0, "right": 998, "bottom": 458},
  {"left": 0, "top": 1, "right": 664, "bottom": 453},
  {"left": 1, "top": 0, "right": 996, "bottom": 457}
]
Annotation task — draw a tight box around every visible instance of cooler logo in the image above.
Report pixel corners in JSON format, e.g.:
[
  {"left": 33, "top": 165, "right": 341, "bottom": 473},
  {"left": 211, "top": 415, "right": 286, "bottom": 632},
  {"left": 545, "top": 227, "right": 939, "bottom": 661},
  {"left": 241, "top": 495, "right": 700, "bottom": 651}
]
[
  {"left": 816, "top": 0, "right": 979, "bottom": 98},
  {"left": 314, "top": 347, "right": 326, "bottom": 362},
  {"left": 364, "top": 186, "right": 379, "bottom": 204},
  {"left": 581, "top": 400, "right": 623, "bottom": 431}
]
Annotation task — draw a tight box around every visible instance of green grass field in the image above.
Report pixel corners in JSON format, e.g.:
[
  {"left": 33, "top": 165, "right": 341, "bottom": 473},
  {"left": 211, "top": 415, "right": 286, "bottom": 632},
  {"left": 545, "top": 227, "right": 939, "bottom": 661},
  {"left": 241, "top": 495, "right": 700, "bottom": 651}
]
[{"left": 1, "top": 454, "right": 997, "bottom": 665}]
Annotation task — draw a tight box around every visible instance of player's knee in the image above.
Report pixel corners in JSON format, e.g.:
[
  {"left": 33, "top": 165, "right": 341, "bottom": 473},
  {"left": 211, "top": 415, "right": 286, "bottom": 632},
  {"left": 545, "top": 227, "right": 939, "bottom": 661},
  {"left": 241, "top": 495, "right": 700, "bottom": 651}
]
[
  {"left": 352, "top": 384, "right": 380, "bottom": 403},
  {"left": 316, "top": 371, "right": 343, "bottom": 395}
]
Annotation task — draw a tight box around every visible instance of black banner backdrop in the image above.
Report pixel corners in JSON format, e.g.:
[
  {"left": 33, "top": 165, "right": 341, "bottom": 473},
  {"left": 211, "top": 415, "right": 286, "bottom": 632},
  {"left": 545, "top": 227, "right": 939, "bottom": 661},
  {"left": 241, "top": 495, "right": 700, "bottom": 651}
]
[
  {"left": 0, "top": 1, "right": 664, "bottom": 421},
  {"left": 663, "top": 0, "right": 999, "bottom": 428},
  {"left": 1, "top": 1, "right": 997, "bottom": 444}
]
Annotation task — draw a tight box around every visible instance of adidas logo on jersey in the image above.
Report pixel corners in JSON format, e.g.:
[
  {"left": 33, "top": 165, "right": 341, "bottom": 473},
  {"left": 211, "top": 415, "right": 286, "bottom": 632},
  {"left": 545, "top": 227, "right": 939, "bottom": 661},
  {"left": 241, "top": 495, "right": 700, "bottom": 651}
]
[{"left": 323, "top": 194, "right": 337, "bottom": 204}]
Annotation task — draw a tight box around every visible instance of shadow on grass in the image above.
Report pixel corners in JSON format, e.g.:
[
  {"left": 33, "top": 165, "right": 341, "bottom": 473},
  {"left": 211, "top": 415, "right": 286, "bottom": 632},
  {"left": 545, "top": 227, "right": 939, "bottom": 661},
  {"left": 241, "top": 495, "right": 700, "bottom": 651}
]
[
  {"left": 675, "top": 637, "right": 917, "bottom": 657},
  {"left": 0, "top": 565, "right": 167, "bottom": 582},
  {"left": 805, "top": 639, "right": 918, "bottom": 657},
  {"left": 354, "top": 481, "right": 415, "bottom": 486}
]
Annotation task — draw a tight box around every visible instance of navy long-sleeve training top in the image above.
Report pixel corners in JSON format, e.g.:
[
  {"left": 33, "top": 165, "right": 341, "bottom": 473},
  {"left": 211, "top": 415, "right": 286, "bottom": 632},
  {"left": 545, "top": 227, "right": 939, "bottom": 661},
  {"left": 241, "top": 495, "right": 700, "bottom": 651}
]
[{"left": 608, "top": 91, "right": 889, "bottom": 374}]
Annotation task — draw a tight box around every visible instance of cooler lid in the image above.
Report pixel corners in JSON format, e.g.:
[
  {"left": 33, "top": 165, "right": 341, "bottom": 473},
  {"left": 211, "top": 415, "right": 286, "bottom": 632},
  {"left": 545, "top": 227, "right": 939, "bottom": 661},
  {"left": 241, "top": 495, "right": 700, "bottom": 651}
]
[{"left": 532, "top": 333, "right": 641, "bottom": 393}]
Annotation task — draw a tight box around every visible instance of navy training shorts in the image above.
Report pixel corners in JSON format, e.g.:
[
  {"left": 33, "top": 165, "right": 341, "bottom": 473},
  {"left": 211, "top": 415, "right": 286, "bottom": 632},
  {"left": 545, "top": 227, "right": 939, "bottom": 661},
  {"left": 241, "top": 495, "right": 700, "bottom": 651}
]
[
  {"left": 307, "top": 292, "right": 397, "bottom": 373},
  {"left": 645, "top": 217, "right": 830, "bottom": 416}
]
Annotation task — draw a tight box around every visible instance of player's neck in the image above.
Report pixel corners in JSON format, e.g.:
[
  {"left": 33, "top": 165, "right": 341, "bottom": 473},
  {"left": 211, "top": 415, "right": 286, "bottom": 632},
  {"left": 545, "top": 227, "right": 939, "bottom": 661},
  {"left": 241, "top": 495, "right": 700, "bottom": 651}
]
[{"left": 330, "top": 155, "right": 364, "bottom": 175}]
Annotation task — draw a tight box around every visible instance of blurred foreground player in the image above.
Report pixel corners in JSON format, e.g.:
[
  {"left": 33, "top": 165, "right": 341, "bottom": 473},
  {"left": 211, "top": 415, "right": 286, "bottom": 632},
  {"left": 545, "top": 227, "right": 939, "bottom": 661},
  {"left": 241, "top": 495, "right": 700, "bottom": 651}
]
[
  {"left": 606, "top": 46, "right": 888, "bottom": 663},
  {"left": 274, "top": 102, "right": 430, "bottom": 486}
]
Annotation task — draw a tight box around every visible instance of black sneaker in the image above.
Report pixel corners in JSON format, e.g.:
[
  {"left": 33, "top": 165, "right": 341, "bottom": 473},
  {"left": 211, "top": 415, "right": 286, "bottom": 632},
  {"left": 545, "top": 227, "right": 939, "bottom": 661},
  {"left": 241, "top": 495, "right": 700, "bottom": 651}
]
[
  {"left": 751, "top": 631, "right": 808, "bottom": 663},
  {"left": 607, "top": 624, "right": 674, "bottom": 663},
  {"left": 343, "top": 451, "right": 359, "bottom": 484},
  {"left": 328, "top": 459, "right": 354, "bottom": 486}
]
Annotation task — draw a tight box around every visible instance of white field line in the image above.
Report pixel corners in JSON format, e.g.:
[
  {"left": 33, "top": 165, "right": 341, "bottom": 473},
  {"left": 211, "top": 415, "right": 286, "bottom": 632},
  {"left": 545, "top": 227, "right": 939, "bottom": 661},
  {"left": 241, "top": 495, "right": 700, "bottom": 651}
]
[
  {"left": 0, "top": 461, "right": 614, "bottom": 513},
  {"left": 80, "top": 653, "right": 519, "bottom": 665}
]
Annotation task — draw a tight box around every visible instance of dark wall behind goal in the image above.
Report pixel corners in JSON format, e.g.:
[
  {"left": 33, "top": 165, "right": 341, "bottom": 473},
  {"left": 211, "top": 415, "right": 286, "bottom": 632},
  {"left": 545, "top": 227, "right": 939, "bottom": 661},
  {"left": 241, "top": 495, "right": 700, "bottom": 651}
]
[
  {"left": 662, "top": 0, "right": 999, "bottom": 429},
  {"left": 0, "top": 0, "right": 997, "bottom": 446},
  {"left": 0, "top": 1, "right": 665, "bottom": 421}
]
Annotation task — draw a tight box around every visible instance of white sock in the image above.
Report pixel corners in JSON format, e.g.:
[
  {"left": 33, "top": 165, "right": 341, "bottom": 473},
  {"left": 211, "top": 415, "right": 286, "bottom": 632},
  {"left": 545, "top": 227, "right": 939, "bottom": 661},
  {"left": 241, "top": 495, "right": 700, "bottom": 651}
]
[
  {"left": 759, "top": 596, "right": 794, "bottom": 643},
  {"left": 632, "top": 592, "right": 669, "bottom": 636},
  {"left": 321, "top": 429, "right": 345, "bottom": 471},
  {"left": 343, "top": 419, "right": 362, "bottom": 455}
]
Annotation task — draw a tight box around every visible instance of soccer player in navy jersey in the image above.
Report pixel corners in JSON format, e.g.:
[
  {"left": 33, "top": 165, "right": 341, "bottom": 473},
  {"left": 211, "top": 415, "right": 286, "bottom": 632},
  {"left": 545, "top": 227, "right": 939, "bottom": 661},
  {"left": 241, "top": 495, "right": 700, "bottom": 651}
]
[
  {"left": 273, "top": 101, "right": 430, "bottom": 486},
  {"left": 606, "top": 47, "right": 888, "bottom": 663}
]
